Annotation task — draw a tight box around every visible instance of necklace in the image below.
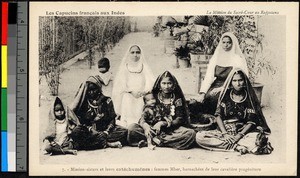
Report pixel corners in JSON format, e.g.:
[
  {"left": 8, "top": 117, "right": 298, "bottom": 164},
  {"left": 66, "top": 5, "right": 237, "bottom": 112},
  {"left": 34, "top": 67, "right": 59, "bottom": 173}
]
[
  {"left": 158, "top": 92, "right": 176, "bottom": 116},
  {"left": 230, "top": 89, "right": 247, "bottom": 103},
  {"left": 88, "top": 99, "right": 99, "bottom": 108},
  {"left": 87, "top": 94, "right": 101, "bottom": 106},
  {"left": 158, "top": 92, "right": 175, "bottom": 105},
  {"left": 87, "top": 99, "right": 100, "bottom": 115},
  {"left": 126, "top": 63, "right": 143, "bottom": 73}
]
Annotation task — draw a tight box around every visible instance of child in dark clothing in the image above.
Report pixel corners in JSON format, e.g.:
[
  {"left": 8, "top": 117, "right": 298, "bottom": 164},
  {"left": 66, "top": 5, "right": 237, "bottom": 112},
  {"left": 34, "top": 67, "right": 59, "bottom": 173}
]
[{"left": 139, "top": 92, "right": 172, "bottom": 150}]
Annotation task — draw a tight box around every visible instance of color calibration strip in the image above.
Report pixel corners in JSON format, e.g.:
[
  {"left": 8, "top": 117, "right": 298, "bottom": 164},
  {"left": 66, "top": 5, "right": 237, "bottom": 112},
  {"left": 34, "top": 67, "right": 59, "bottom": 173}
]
[
  {"left": 1, "top": 1, "right": 9, "bottom": 172},
  {"left": 8, "top": 2, "right": 18, "bottom": 172},
  {"left": 1, "top": 2, "right": 19, "bottom": 172}
]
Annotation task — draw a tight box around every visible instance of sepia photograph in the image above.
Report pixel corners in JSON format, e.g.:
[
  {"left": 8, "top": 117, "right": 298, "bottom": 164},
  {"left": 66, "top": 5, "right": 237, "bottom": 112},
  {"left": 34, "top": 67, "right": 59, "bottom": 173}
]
[{"left": 29, "top": 2, "right": 298, "bottom": 176}]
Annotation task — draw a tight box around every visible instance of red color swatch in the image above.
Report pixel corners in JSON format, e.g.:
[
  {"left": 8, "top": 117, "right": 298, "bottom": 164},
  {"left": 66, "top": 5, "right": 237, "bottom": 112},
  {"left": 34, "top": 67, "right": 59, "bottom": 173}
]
[{"left": 2, "top": 2, "right": 8, "bottom": 45}]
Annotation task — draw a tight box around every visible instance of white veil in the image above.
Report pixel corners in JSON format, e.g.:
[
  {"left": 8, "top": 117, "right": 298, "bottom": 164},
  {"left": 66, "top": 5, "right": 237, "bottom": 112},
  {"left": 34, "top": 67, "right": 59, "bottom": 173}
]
[
  {"left": 200, "top": 32, "right": 249, "bottom": 93},
  {"left": 111, "top": 44, "right": 155, "bottom": 115}
]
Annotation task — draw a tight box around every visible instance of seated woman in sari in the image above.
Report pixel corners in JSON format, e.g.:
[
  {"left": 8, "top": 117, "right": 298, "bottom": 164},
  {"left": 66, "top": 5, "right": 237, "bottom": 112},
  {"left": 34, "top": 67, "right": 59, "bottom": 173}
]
[
  {"left": 195, "top": 69, "right": 273, "bottom": 155},
  {"left": 127, "top": 71, "right": 196, "bottom": 150},
  {"left": 196, "top": 32, "right": 249, "bottom": 115},
  {"left": 71, "top": 76, "right": 128, "bottom": 149}
]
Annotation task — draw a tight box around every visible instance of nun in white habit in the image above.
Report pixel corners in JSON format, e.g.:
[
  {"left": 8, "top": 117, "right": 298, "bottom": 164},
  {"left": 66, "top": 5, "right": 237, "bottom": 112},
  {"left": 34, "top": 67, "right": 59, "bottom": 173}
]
[
  {"left": 197, "top": 32, "right": 249, "bottom": 114},
  {"left": 112, "top": 44, "right": 155, "bottom": 128}
]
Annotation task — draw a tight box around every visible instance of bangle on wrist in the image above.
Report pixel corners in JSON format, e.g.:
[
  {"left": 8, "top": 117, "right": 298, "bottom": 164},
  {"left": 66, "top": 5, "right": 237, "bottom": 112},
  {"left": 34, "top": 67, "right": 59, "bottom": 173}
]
[
  {"left": 238, "top": 132, "right": 245, "bottom": 137},
  {"left": 221, "top": 132, "right": 228, "bottom": 135},
  {"left": 166, "top": 120, "right": 171, "bottom": 128},
  {"left": 200, "top": 92, "right": 206, "bottom": 95}
]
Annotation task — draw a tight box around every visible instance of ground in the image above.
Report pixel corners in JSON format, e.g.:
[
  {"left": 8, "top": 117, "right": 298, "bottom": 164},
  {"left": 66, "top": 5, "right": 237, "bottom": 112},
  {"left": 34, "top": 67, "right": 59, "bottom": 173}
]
[{"left": 39, "top": 32, "right": 285, "bottom": 165}]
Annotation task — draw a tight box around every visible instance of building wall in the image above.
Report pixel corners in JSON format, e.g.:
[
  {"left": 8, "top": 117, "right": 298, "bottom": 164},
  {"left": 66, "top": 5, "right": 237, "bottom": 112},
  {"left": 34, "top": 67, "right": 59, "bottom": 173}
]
[{"left": 256, "top": 15, "right": 286, "bottom": 110}]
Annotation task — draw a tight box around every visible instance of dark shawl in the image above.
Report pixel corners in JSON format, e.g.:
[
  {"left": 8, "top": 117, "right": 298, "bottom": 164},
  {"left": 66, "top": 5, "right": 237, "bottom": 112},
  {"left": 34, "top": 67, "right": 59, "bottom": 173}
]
[
  {"left": 218, "top": 68, "right": 271, "bottom": 134},
  {"left": 71, "top": 75, "right": 103, "bottom": 123},
  {"left": 152, "top": 71, "right": 190, "bottom": 127}
]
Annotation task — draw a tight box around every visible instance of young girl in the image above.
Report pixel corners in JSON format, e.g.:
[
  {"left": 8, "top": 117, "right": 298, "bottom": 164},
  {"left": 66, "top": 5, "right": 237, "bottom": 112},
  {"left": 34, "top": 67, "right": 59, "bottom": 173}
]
[
  {"left": 196, "top": 69, "right": 273, "bottom": 155},
  {"left": 43, "top": 97, "right": 79, "bottom": 155}
]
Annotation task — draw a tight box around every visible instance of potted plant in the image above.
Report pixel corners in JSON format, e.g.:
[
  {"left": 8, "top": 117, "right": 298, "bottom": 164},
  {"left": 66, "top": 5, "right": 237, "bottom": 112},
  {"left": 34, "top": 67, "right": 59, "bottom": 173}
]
[
  {"left": 243, "top": 33, "right": 276, "bottom": 104},
  {"left": 162, "top": 16, "right": 190, "bottom": 54},
  {"left": 173, "top": 34, "right": 191, "bottom": 68},
  {"left": 161, "top": 19, "right": 177, "bottom": 54},
  {"left": 187, "top": 16, "right": 221, "bottom": 67},
  {"left": 188, "top": 40, "right": 206, "bottom": 66}
]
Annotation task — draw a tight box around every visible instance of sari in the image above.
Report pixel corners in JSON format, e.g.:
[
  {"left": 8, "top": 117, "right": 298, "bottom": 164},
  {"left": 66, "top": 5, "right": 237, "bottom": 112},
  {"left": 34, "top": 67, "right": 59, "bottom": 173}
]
[
  {"left": 196, "top": 69, "right": 272, "bottom": 154},
  {"left": 71, "top": 76, "right": 127, "bottom": 148},
  {"left": 127, "top": 71, "right": 195, "bottom": 150}
]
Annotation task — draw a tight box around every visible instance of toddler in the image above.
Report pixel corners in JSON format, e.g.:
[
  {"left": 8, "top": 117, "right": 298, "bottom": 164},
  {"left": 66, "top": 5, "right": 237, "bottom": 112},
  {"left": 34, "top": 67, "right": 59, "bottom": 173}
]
[
  {"left": 97, "top": 57, "right": 113, "bottom": 97},
  {"left": 139, "top": 92, "right": 172, "bottom": 150}
]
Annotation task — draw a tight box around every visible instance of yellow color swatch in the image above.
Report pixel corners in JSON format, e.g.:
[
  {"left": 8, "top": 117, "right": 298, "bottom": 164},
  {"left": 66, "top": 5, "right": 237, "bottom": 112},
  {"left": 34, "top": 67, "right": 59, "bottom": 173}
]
[{"left": 1, "top": 46, "right": 7, "bottom": 88}]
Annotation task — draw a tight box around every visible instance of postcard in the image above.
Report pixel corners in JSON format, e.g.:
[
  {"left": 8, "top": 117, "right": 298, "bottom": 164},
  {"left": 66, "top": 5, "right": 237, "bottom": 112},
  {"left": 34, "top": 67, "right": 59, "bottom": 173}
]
[{"left": 29, "top": 1, "right": 298, "bottom": 176}]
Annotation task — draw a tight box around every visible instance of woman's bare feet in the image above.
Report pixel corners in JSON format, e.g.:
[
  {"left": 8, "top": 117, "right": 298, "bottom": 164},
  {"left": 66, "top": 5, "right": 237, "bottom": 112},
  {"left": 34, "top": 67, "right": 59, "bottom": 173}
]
[
  {"left": 152, "top": 137, "right": 161, "bottom": 146},
  {"left": 235, "top": 145, "right": 249, "bottom": 155},
  {"left": 65, "top": 149, "right": 78, "bottom": 155},
  {"left": 70, "top": 150, "right": 77, "bottom": 155},
  {"left": 107, "top": 141, "right": 122, "bottom": 148},
  {"left": 148, "top": 144, "right": 156, "bottom": 150}
]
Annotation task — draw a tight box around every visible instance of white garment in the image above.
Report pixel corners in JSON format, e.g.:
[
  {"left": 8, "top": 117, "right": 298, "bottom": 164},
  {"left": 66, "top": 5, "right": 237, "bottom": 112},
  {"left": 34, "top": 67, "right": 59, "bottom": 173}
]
[
  {"left": 54, "top": 119, "right": 68, "bottom": 146},
  {"left": 200, "top": 32, "right": 249, "bottom": 93},
  {"left": 98, "top": 71, "right": 113, "bottom": 97},
  {"left": 99, "top": 71, "right": 113, "bottom": 86},
  {"left": 112, "top": 44, "right": 155, "bottom": 128},
  {"left": 118, "top": 72, "right": 145, "bottom": 127}
]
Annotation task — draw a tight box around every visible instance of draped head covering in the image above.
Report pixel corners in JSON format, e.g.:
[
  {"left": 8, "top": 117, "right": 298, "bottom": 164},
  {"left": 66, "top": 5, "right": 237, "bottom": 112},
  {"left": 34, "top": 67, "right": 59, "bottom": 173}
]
[
  {"left": 213, "top": 32, "right": 245, "bottom": 61},
  {"left": 200, "top": 32, "right": 249, "bottom": 93},
  {"left": 71, "top": 75, "right": 103, "bottom": 117},
  {"left": 218, "top": 68, "right": 271, "bottom": 134},
  {"left": 111, "top": 44, "right": 155, "bottom": 115},
  {"left": 45, "top": 97, "right": 80, "bottom": 138},
  {"left": 152, "top": 71, "right": 190, "bottom": 126}
]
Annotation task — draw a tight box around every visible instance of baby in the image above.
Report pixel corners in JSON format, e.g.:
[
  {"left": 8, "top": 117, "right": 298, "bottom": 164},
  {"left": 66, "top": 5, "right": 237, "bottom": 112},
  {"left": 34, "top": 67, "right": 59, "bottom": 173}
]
[
  {"left": 139, "top": 92, "right": 172, "bottom": 150},
  {"left": 43, "top": 97, "right": 78, "bottom": 155}
]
